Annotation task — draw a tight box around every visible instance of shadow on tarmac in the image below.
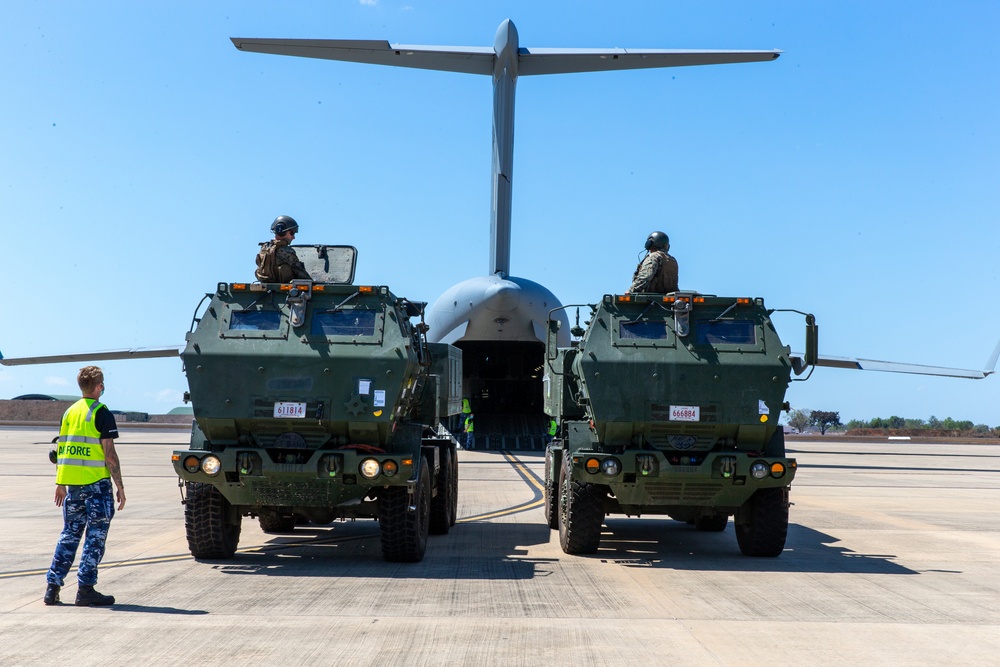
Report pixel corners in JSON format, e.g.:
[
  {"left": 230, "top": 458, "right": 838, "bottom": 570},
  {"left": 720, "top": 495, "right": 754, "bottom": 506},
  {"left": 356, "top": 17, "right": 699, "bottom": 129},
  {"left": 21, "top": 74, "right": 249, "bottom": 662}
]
[
  {"left": 589, "top": 519, "right": 918, "bottom": 575},
  {"left": 203, "top": 520, "right": 555, "bottom": 581},
  {"left": 110, "top": 604, "right": 209, "bottom": 615}
]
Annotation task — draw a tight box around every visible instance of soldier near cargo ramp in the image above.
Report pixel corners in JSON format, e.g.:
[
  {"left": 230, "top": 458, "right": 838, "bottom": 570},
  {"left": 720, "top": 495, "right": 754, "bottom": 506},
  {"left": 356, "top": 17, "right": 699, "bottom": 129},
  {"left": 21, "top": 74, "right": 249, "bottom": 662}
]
[
  {"left": 628, "top": 230, "right": 678, "bottom": 294},
  {"left": 255, "top": 215, "right": 312, "bottom": 282}
]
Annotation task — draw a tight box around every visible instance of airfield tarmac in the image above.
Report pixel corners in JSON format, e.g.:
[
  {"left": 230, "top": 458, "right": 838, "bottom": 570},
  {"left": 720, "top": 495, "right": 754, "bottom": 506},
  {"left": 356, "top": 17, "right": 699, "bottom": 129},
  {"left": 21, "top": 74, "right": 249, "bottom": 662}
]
[{"left": 1, "top": 427, "right": 998, "bottom": 667}]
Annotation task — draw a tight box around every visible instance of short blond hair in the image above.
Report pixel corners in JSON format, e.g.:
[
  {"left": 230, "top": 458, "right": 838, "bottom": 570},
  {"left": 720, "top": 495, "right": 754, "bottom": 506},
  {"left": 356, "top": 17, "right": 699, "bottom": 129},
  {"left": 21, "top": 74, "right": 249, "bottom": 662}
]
[{"left": 77, "top": 366, "right": 104, "bottom": 394}]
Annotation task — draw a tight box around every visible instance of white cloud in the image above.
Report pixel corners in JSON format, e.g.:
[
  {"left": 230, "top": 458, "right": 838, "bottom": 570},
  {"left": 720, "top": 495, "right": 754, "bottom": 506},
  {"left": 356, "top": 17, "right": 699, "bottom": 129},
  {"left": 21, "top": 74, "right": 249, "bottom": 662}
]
[
  {"left": 44, "top": 376, "right": 71, "bottom": 387},
  {"left": 358, "top": 0, "right": 378, "bottom": 6}
]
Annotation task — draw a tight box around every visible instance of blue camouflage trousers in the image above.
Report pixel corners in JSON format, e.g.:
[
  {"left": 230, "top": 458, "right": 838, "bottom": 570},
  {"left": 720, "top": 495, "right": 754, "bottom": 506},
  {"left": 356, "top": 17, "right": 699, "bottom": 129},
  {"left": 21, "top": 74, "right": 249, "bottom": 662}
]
[{"left": 47, "top": 478, "right": 115, "bottom": 587}]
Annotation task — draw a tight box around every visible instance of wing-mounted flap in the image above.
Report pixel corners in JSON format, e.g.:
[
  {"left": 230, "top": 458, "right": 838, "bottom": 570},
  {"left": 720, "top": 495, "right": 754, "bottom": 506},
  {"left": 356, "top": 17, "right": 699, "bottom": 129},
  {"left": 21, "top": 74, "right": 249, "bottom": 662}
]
[
  {"left": 789, "top": 347, "right": 999, "bottom": 380},
  {"left": 0, "top": 346, "right": 183, "bottom": 367}
]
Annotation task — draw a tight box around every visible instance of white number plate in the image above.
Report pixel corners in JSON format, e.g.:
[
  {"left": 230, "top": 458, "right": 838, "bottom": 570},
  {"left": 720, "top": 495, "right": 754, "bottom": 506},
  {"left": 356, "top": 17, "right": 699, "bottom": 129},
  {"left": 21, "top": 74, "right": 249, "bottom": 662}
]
[
  {"left": 274, "top": 402, "right": 307, "bottom": 419},
  {"left": 669, "top": 405, "right": 700, "bottom": 422}
]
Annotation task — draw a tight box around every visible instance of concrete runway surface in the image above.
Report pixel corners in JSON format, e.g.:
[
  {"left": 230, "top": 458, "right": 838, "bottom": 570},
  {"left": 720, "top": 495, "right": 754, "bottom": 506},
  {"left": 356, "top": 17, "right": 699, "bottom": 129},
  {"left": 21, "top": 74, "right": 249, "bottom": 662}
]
[{"left": 1, "top": 426, "right": 998, "bottom": 666}]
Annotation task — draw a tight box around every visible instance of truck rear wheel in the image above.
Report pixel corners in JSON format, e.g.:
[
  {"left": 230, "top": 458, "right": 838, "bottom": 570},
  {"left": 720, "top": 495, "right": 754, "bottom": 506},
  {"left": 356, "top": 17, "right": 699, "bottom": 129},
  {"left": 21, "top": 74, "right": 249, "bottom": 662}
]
[
  {"left": 258, "top": 510, "right": 297, "bottom": 533},
  {"left": 558, "top": 456, "right": 604, "bottom": 554},
  {"left": 735, "top": 487, "right": 789, "bottom": 557},
  {"left": 379, "top": 463, "right": 431, "bottom": 562},
  {"left": 543, "top": 447, "right": 559, "bottom": 530},
  {"left": 694, "top": 514, "right": 728, "bottom": 532},
  {"left": 184, "top": 482, "right": 242, "bottom": 559},
  {"left": 429, "top": 448, "right": 455, "bottom": 535}
]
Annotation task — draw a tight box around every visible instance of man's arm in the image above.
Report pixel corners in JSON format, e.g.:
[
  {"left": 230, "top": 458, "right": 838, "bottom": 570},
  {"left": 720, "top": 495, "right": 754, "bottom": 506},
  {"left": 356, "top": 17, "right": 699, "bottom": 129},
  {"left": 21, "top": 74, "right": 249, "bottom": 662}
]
[{"left": 103, "top": 439, "right": 127, "bottom": 510}]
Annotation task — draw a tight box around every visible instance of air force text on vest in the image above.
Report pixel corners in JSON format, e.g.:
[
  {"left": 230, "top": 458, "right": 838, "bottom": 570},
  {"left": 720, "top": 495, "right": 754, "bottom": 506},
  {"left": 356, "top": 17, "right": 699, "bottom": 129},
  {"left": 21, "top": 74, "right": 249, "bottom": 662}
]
[{"left": 59, "top": 443, "right": 94, "bottom": 457}]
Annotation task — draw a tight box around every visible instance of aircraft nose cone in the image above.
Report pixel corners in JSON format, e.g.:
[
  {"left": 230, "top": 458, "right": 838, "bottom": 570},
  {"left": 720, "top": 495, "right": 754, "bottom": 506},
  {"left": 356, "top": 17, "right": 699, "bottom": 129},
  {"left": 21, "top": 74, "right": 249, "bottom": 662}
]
[{"left": 484, "top": 282, "right": 520, "bottom": 312}]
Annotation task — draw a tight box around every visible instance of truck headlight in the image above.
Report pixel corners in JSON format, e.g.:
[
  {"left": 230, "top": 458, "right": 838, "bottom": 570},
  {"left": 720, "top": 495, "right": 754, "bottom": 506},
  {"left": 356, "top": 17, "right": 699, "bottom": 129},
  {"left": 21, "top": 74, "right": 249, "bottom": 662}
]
[
  {"left": 382, "top": 460, "right": 398, "bottom": 477},
  {"left": 201, "top": 456, "right": 222, "bottom": 476},
  {"left": 770, "top": 462, "right": 786, "bottom": 478},
  {"left": 359, "top": 458, "right": 381, "bottom": 479},
  {"left": 750, "top": 461, "right": 769, "bottom": 480},
  {"left": 600, "top": 458, "right": 621, "bottom": 477}
]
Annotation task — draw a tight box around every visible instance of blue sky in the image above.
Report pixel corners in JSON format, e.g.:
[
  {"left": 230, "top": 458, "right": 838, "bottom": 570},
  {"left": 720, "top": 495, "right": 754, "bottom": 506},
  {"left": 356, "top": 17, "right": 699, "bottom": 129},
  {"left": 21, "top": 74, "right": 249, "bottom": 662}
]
[{"left": 2, "top": 1, "right": 998, "bottom": 425}]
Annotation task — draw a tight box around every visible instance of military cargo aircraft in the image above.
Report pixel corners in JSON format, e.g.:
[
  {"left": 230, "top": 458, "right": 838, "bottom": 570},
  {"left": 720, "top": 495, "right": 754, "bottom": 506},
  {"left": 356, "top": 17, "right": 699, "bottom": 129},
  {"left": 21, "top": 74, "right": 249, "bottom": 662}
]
[{"left": 2, "top": 20, "right": 996, "bottom": 446}]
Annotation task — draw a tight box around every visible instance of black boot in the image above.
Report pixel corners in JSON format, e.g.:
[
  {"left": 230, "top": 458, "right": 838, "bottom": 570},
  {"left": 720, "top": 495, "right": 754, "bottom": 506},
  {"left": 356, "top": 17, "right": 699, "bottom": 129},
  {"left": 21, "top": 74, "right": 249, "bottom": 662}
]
[
  {"left": 75, "top": 585, "right": 115, "bottom": 606},
  {"left": 43, "top": 583, "right": 61, "bottom": 605}
]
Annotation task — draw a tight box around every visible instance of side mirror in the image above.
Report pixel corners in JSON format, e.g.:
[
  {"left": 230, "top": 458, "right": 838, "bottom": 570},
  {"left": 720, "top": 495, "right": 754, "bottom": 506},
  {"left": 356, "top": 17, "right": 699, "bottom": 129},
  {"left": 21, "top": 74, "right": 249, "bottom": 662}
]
[{"left": 804, "top": 314, "right": 818, "bottom": 367}]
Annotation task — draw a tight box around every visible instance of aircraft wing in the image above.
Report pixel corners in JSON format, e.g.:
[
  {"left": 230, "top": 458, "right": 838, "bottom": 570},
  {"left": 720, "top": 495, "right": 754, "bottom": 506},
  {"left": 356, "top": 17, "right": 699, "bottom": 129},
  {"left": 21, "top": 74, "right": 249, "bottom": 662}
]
[
  {"left": 0, "top": 346, "right": 183, "bottom": 367},
  {"left": 231, "top": 38, "right": 779, "bottom": 76},
  {"left": 790, "top": 339, "right": 1000, "bottom": 380}
]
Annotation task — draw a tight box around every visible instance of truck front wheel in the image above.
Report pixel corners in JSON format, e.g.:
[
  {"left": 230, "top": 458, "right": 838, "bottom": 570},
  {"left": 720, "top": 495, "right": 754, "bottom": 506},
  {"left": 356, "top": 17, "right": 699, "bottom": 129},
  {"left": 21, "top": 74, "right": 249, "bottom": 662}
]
[
  {"left": 379, "top": 463, "right": 431, "bottom": 562},
  {"left": 184, "top": 482, "right": 242, "bottom": 559},
  {"left": 558, "top": 456, "right": 604, "bottom": 554},
  {"left": 543, "top": 446, "right": 559, "bottom": 530},
  {"left": 735, "top": 487, "right": 789, "bottom": 557}
]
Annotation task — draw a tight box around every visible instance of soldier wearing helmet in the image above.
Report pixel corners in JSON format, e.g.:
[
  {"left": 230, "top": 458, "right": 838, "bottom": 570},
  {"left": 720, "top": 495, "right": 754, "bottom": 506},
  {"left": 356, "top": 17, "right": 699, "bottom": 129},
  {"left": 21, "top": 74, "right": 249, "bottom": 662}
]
[
  {"left": 255, "top": 215, "right": 312, "bottom": 282},
  {"left": 628, "top": 231, "right": 678, "bottom": 294}
]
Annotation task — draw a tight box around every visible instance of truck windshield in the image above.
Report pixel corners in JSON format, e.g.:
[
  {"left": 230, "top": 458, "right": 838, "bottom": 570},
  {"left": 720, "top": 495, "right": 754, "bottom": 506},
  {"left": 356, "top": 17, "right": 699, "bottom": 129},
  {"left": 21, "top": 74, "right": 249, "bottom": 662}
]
[
  {"left": 619, "top": 320, "right": 669, "bottom": 340},
  {"left": 230, "top": 311, "right": 282, "bottom": 331},
  {"left": 695, "top": 320, "right": 756, "bottom": 345},
  {"left": 312, "top": 310, "right": 377, "bottom": 336}
]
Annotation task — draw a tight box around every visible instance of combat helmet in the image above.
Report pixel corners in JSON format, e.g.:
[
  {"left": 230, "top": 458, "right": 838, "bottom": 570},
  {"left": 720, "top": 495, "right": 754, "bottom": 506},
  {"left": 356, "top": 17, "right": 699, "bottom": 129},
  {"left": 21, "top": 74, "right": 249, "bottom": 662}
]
[
  {"left": 644, "top": 231, "right": 669, "bottom": 251},
  {"left": 271, "top": 215, "right": 299, "bottom": 235}
]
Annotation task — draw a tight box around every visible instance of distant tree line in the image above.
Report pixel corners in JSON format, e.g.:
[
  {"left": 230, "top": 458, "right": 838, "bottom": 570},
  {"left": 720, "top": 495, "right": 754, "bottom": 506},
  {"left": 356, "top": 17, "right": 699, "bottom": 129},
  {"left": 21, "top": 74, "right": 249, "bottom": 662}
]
[
  {"left": 785, "top": 409, "right": 998, "bottom": 436},
  {"left": 844, "top": 415, "right": 995, "bottom": 434}
]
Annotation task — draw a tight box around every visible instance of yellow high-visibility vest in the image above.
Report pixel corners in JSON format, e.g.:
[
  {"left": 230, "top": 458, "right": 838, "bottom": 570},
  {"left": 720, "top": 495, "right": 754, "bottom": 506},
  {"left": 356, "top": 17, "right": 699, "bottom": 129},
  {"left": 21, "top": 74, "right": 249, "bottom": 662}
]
[
  {"left": 464, "top": 416, "right": 474, "bottom": 433},
  {"left": 55, "top": 398, "right": 110, "bottom": 486},
  {"left": 548, "top": 419, "right": 558, "bottom": 436}
]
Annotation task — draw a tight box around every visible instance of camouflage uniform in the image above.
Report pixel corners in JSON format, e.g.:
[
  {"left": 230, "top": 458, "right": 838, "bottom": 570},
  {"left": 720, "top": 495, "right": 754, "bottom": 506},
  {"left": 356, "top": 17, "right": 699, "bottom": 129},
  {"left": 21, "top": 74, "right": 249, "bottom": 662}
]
[
  {"left": 46, "top": 478, "right": 115, "bottom": 587},
  {"left": 629, "top": 249, "right": 679, "bottom": 293},
  {"left": 256, "top": 239, "right": 311, "bottom": 282}
]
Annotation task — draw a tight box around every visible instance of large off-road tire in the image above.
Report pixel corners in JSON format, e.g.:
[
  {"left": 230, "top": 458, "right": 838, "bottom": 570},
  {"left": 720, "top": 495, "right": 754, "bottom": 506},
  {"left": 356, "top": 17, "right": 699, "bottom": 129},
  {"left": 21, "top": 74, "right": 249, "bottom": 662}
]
[
  {"left": 557, "top": 455, "right": 604, "bottom": 554},
  {"left": 258, "top": 510, "right": 297, "bottom": 533},
  {"left": 429, "top": 448, "right": 455, "bottom": 535},
  {"left": 184, "top": 482, "right": 242, "bottom": 559},
  {"left": 379, "top": 463, "right": 431, "bottom": 562},
  {"left": 694, "top": 514, "right": 729, "bottom": 532},
  {"left": 735, "top": 487, "right": 789, "bottom": 557},
  {"left": 543, "top": 446, "right": 559, "bottom": 530},
  {"left": 448, "top": 447, "right": 458, "bottom": 527}
]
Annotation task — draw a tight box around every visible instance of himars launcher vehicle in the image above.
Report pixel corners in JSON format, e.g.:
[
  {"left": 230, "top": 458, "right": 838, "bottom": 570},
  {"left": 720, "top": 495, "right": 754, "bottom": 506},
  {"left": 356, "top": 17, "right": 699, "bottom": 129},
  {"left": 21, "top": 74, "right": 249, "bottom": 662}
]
[
  {"left": 171, "top": 247, "right": 462, "bottom": 562},
  {"left": 542, "top": 291, "right": 999, "bottom": 556}
]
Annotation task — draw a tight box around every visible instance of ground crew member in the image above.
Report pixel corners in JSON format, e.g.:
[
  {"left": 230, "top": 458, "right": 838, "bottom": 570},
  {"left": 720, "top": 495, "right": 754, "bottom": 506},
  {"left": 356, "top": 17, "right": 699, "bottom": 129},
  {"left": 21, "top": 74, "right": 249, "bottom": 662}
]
[
  {"left": 546, "top": 417, "right": 558, "bottom": 445},
  {"left": 464, "top": 413, "right": 475, "bottom": 450},
  {"left": 255, "top": 215, "right": 312, "bottom": 282},
  {"left": 628, "top": 230, "right": 678, "bottom": 294},
  {"left": 44, "top": 366, "right": 126, "bottom": 607}
]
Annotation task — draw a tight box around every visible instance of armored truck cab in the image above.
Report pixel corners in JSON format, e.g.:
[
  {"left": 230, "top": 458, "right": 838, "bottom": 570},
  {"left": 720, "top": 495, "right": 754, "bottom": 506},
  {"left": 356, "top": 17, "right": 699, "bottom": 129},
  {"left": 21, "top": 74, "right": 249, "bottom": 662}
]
[
  {"left": 543, "top": 292, "right": 798, "bottom": 557},
  {"left": 172, "top": 246, "right": 461, "bottom": 562}
]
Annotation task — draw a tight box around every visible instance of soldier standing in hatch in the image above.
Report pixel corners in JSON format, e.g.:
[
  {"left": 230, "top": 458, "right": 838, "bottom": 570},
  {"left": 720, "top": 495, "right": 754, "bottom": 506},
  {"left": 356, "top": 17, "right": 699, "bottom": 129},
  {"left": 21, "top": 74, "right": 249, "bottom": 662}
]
[
  {"left": 255, "top": 215, "right": 312, "bottom": 282},
  {"left": 44, "top": 366, "right": 126, "bottom": 607},
  {"left": 628, "top": 230, "right": 679, "bottom": 294}
]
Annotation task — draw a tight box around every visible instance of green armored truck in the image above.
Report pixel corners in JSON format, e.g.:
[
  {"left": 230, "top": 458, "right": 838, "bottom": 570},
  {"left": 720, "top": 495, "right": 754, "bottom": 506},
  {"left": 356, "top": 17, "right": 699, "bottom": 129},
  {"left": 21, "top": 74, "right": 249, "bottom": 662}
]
[
  {"left": 171, "top": 246, "right": 461, "bottom": 562},
  {"left": 543, "top": 292, "right": 805, "bottom": 557}
]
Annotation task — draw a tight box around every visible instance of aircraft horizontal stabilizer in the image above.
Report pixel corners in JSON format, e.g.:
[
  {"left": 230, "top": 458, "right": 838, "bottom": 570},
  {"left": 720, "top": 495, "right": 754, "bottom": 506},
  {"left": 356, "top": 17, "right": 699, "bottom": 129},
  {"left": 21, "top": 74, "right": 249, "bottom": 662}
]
[
  {"left": 231, "top": 38, "right": 496, "bottom": 75},
  {"left": 517, "top": 48, "right": 780, "bottom": 76},
  {"left": 0, "top": 346, "right": 182, "bottom": 367},
  {"left": 790, "top": 338, "right": 1000, "bottom": 380},
  {"left": 231, "top": 38, "right": 779, "bottom": 77}
]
